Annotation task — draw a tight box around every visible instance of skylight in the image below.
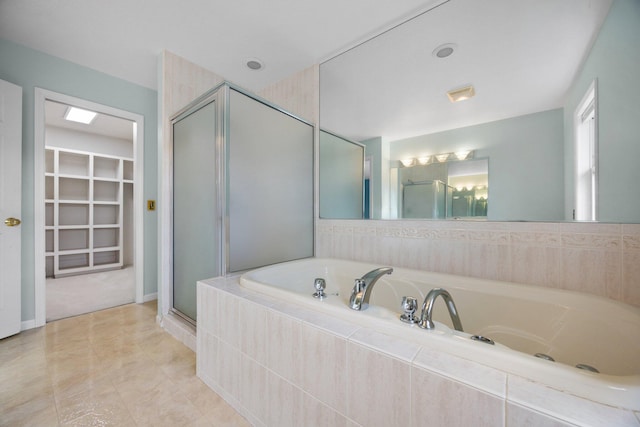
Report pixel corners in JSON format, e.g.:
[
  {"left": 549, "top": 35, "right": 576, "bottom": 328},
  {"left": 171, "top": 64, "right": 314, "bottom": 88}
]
[{"left": 64, "top": 107, "right": 97, "bottom": 124}]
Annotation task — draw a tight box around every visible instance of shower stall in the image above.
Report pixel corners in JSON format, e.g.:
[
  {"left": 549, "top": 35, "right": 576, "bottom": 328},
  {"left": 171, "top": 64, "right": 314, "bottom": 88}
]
[
  {"left": 401, "top": 180, "right": 452, "bottom": 219},
  {"left": 171, "top": 83, "right": 314, "bottom": 323}
]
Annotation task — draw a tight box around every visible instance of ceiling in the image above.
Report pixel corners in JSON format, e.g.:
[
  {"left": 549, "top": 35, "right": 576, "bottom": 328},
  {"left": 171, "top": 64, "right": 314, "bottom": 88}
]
[
  {"left": 2, "top": 0, "right": 614, "bottom": 145},
  {"left": 0, "top": 0, "right": 446, "bottom": 92},
  {"left": 45, "top": 100, "right": 134, "bottom": 141},
  {"left": 320, "top": 0, "right": 614, "bottom": 142}
]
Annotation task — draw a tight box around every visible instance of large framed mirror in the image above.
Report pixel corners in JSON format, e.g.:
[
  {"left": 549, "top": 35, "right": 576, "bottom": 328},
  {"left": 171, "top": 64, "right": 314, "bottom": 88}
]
[{"left": 319, "top": 0, "right": 640, "bottom": 223}]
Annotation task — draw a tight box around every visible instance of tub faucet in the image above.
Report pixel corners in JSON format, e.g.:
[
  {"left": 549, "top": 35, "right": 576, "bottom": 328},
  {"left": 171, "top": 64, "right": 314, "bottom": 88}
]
[
  {"left": 418, "top": 288, "right": 463, "bottom": 331},
  {"left": 349, "top": 267, "right": 393, "bottom": 310}
]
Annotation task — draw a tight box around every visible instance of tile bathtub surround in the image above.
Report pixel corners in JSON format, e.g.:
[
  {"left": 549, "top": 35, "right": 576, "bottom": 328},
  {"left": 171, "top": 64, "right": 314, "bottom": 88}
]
[
  {"left": 317, "top": 220, "right": 640, "bottom": 308},
  {"left": 197, "top": 278, "right": 640, "bottom": 427},
  {"left": 0, "top": 301, "right": 249, "bottom": 427}
]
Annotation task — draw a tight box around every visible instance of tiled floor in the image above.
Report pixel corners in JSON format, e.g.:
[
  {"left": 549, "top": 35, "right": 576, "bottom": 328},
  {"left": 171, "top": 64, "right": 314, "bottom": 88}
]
[
  {"left": 46, "top": 267, "right": 135, "bottom": 321},
  {"left": 0, "top": 301, "right": 250, "bottom": 426}
]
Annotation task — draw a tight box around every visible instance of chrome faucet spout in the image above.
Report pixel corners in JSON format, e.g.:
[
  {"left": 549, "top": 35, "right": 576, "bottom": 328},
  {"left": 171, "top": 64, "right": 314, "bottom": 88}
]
[
  {"left": 349, "top": 267, "right": 393, "bottom": 310},
  {"left": 418, "top": 288, "right": 463, "bottom": 331}
]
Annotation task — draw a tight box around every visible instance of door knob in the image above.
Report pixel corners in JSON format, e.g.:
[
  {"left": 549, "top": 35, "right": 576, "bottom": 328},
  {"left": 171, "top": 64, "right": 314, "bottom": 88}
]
[{"left": 4, "top": 217, "right": 21, "bottom": 227}]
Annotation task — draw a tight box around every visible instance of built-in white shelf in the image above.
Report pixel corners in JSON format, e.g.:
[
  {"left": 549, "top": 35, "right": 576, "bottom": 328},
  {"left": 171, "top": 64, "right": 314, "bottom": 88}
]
[{"left": 45, "top": 147, "right": 131, "bottom": 278}]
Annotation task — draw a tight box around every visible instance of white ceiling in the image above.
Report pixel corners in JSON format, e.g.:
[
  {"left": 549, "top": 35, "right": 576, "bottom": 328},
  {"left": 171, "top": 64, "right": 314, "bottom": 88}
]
[
  {"left": 0, "top": 0, "right": 446, "bottom": 92},
  {"left": 1, "top": 0, "right": 614, "bottom": 145},
  {"left": 45, "top": 100, "right": 134, "bottom": 141},
  {"left": 320, "top": 0, "right": 614, "bottom": 142}
]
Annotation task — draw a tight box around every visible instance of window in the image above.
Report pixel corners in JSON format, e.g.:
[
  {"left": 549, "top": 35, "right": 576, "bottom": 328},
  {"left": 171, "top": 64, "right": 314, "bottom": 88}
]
[{"left": 574, "top": 80, "right": 598, "bottom": 221}]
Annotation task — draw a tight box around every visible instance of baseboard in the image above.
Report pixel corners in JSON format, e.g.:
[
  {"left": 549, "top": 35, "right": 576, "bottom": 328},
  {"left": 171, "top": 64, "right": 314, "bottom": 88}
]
[
  {"left": 21, "top": 319, "right": 37, "bottom": 331},
  {"left": 143, "top": 292, "right": 158, "bottom": 302},
  {"left": 161, "top": 312, "right": 196, "bottom": 352}
]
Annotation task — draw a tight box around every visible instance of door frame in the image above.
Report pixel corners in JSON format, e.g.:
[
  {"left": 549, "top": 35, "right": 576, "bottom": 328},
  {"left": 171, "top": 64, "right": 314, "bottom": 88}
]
[{"left": 33, "top": 88, "right": 145, "bottom": 327}]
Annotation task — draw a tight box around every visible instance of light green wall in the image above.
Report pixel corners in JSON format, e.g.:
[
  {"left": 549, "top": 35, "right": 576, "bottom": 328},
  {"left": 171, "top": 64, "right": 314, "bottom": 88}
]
[
  {"left": 563, "top": 0, "right": 640, "bottom": 223},
  {"left": 0, "top": 39, "right": 158, "bottom": 322},
  {"left": 391, "top": 109, "right": 565, "bottom": 221}
]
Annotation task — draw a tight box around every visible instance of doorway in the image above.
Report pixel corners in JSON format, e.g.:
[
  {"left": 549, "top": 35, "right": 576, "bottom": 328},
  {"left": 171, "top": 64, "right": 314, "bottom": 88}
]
[{"left": 34, "top": 89, "right": 144, "bottom": 325}]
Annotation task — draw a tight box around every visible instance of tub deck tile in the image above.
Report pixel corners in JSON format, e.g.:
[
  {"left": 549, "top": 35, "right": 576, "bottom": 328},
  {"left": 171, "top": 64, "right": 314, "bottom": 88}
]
[
  {"left": 348, "top": 328, "right": 421, "bottom": 363},
  {"left": 507, "top": 375, "right": 640, "bottom": 427},
  {"left": 413, "top": 345, "right": 507, "bottom": 398}
]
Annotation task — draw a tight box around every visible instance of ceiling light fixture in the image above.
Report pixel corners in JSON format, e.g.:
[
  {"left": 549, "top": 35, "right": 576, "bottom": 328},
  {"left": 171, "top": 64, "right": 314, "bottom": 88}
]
[
  {"left": 432, "top": 43, "right": 457, "bottom": 59},
  {"left": 64, "top": 107, "right": 97, "bottom": 124},
  {"left": 246, "top": 58, "right": 264, "bottom": 71},
  {"left": 447, "top": 85, "right": 475, "bottom": 103}
]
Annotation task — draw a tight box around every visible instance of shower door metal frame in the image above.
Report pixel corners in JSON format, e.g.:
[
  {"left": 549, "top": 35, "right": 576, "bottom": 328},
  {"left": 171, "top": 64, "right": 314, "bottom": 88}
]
[
  {"left": 168, "top": 81, "right": 315, "bottom": 324},
  {"left": 169, "top": 84, "right": 227, "bottom": 324}
]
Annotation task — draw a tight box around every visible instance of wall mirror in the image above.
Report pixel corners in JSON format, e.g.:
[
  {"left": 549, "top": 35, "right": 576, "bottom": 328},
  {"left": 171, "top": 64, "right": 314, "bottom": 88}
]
[{"left": 319, "top": 0, "right": 640, "bottom": 222}]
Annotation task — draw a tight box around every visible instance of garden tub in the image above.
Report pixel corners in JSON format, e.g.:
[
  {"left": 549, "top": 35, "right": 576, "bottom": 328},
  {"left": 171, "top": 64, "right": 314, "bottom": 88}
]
[{"left": 240, "top": 257, "right": 640, "bottom": 411}]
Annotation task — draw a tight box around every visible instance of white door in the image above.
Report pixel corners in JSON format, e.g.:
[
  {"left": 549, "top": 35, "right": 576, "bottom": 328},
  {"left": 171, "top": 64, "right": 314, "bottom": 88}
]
[{"left": 0, "top": 79, "right": 22, "bottom": 339}]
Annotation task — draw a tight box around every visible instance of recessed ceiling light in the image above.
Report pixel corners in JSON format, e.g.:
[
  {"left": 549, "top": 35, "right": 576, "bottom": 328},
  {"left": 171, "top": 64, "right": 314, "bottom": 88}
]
[
  {"left": 246, "top": 58, "right": 264, "bottom": 71},
  {"left": 447, "top": 85, "right": 475, "bottom": 103},
  {"left": 433, "top": 43, "right": 457, "bottom": 59},
  {"left": 64, "top": 107, "right": 97, "bottom": 124}
]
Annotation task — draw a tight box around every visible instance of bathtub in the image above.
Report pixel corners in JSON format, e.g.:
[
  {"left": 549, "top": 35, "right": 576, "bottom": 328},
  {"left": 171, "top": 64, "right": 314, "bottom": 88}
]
[{"left": 239, "top": 257, "right": 640, "bottom": 411}]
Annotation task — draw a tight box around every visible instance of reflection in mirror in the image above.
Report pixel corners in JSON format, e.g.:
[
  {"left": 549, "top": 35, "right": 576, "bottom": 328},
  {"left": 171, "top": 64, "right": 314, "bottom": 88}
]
[
  {"left": 390, "top": 157, "right": 488, "bottom": 219},
  {"left": 319, "top": 0, "right": 640, "bottom": 222},
  {"left": 319, "top": 130, "right": 364, "bottom": 219}
]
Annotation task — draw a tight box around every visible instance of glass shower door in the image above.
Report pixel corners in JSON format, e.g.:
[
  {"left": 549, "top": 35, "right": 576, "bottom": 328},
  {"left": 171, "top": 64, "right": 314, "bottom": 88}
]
[{"left": 172, "top": 99, "right": 220, "bottom": 322}]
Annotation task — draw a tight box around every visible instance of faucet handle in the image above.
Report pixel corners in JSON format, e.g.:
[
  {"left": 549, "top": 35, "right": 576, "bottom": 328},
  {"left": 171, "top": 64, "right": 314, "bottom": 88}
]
[
  {"left": 312, "top": 278, "right": 326, "bottom": 299},
  {"left": 400, "top": 296, "right": 419, "bottom": 324}
]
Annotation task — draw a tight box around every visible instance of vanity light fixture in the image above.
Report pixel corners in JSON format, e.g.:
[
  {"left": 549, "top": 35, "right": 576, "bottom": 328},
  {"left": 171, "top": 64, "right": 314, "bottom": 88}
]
[
  {"left": 455, "top": 150, "right": 471, "bottom": 160},
  {"left": 435, "top": 153, "right": 450, "bottom": 163},
  {"left": 400, "top": 150, "right": 474, "bottom": 167},
  {"left": 64, "top": 107, "right": 97, "bottom": 124},
  {"left": 447, "top": 85, "right": 475, "bottom": 103}
]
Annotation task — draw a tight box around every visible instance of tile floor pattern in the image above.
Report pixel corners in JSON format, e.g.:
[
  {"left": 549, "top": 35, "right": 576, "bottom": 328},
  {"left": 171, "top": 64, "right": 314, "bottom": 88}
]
[{"left": 0, "top": 301, "right": 250, "bottom": 426}]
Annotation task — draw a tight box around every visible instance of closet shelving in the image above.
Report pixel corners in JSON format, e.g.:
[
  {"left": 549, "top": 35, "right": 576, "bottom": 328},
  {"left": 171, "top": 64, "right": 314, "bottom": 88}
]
[{"left": 45, "top": 147, "right": 133, "bottom": 278}]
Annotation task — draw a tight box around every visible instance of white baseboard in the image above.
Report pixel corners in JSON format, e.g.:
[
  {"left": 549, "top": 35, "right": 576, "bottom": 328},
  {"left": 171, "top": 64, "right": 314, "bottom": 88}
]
[
  {"left": 21, "top": 319, "right": 37, "bottom": 331},
  {"left": 143, "top": 292, "right": 158, "bottom": 302}
]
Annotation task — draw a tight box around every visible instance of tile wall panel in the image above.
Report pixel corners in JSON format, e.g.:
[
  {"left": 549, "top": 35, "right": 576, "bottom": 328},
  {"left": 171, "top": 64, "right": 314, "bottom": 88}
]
[
  {"left": 410, "top": 366, "right": 505, "bottom": 427},
  {"left": 346, "top": 342, "right": 411, "bottom": 426},
  {"left": 197, "top": 278, "right": 640, "bottom": 427},
  {"left": 299, "top": 324, "right": 348, "bottom": 414},
  {"left": 257, "top": 65, "right": 318, "bottom": 123},
  {"left": 317, "top": 219, "right": 640, "bottom": 308}
]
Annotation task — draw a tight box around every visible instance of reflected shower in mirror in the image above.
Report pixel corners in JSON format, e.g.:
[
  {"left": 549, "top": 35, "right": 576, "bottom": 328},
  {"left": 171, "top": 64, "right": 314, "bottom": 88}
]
[
  {"left": 391, "top": 157, "right": 488, "bottom": 219},
  {"left": 319, "top": 0, "right": 640, "bottom": 222},
  {"left": 319, "top": 130, "right": 364, "bottom": 219}
]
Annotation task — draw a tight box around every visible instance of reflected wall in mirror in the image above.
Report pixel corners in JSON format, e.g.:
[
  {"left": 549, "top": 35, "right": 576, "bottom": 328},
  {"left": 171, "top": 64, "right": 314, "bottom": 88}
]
[{"left": 319, "top": 0, "right": 640, "bottom": 222}]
